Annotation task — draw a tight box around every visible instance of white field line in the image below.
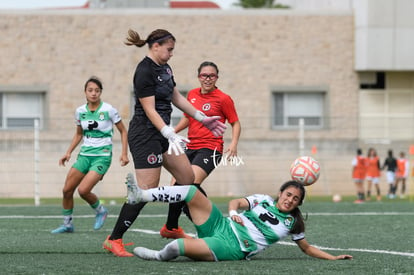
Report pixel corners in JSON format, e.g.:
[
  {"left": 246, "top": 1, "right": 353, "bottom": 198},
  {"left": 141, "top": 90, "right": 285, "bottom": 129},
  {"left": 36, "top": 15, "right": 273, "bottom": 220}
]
[
  {"left": 309, "top": 212, "right": 414, "bottom": 216},
  {"left": 277, "top": 241, "right": 414, "bottom": 257},
  {"left": 127, "top": 228, "right": 414, "bottom": 258},
  {"left": 0, "top": 214, "right": 166, "bottom": 219},
  {"left": 1, "top": 212, "right": 414, "bottom": 219},
  {"left": 1, "top": 212, "right": 413, "bottom": 257}
]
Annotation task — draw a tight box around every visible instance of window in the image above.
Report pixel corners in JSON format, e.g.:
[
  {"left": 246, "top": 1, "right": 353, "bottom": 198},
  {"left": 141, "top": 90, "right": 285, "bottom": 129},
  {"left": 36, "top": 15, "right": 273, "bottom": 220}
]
[
  {"left": 359, "top": 72, "right": 385, "bottom": 89},
  {"left": 272, "top": 90, "right": 326, "bottom": 129},
  {"left": 0, "top": 91, "right": 45, "bottom": 129}
]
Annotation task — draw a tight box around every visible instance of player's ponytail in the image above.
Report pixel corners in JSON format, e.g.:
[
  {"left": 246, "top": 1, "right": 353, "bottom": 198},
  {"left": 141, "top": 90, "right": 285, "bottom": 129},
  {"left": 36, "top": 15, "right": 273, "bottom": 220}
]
[
  {"left": 290, "top": 207, "right": 306, "bottom": 234},
  {"left": 125, "top": 29, "right": 175, "bottom": 48}
]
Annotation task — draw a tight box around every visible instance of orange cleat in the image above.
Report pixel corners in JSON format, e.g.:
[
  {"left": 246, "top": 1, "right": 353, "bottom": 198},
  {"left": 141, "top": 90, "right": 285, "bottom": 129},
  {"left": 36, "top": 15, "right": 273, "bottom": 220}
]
[
  {"left": 160, "top": 224, "right": 192, "bottom": 239},
  {"left": 103, "top": 235, "right": 134, "bottom": 257}
]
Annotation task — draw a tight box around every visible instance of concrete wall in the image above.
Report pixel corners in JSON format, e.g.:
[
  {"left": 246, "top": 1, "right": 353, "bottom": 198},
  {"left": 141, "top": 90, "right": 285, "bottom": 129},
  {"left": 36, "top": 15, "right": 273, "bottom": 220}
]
[
  {"left": 0, "top": 9, "right": 367, "bottom": 198},
  {"left": 354, "top": 0, "right": 414, "bottom": 70}
]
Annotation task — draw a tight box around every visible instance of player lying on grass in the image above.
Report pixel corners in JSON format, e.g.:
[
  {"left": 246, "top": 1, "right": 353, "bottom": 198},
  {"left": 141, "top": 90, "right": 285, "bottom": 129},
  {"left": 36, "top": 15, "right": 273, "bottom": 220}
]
[{"left": 125, "top": 175, "right": 353, "bottom": 261}]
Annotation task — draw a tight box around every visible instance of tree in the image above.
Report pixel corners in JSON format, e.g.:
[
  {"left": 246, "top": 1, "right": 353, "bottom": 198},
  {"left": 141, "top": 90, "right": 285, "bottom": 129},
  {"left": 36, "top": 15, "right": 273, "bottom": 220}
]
[{"left": 235, "top": 0, "right": 290, "bottom": 8}]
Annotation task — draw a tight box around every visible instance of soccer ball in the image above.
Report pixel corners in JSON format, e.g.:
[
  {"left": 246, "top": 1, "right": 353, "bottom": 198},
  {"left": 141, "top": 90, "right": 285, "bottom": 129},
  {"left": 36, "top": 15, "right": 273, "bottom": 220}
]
[
  {"left": 332, "top": 194, "right": 342, "bottom": 202},
  {"left": 290, "top": 156, "right": 320, "bottom": 186}
]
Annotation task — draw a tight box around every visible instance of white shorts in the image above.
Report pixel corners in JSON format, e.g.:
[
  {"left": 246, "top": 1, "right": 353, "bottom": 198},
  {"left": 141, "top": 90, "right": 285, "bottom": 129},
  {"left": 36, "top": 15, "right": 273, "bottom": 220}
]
[
  {"left": 366, "top": 176, "right": 379, "bottom": 184},
  {"left": 386, "top": 171, "right": 395, "bottom": 184}
]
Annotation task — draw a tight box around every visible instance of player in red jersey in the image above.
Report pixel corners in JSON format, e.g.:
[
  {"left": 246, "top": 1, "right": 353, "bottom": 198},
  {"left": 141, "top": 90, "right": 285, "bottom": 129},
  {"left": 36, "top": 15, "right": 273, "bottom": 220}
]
[
  {"left": 160, "top": 61, "right": 241, "bottom": 239},
  {"left": 395, "top": 151, "right": 409, "bottom": 198},
  {"left": 352, "top": 148, "right": 366, "bottom": 203},
  {"left": 365, "top": 148, "right": 381, "bottom": 201}
]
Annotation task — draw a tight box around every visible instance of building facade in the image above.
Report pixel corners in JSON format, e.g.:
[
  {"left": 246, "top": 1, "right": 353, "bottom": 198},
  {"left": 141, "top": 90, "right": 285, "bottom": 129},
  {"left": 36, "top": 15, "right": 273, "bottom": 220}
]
[{"left": 0, "top": 2, "right": 413, "bottom": 199}]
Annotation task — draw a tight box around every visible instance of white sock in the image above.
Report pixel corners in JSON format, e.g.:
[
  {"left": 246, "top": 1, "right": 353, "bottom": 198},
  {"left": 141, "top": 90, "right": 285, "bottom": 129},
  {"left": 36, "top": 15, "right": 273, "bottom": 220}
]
[
  {"left": 95, "top": 204, "right": 104, "bottom": 213},
  {"left": 158, "top": 240, "right": 180, "bottom": 261},
  {"left": 63, "top": 215, "right": 72, "bottom": 226},
  {"left": 142, "top": 186, "right": 192, "bottom": 203}
]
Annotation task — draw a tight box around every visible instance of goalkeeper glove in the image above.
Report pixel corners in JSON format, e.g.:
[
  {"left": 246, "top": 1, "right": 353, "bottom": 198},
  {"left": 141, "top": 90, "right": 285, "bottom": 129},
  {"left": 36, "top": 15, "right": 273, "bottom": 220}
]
[
  {"left": 160, "top": 126, "right": 189, "bottom": 156},
  {"left": 194, "top": 111, "right": 227, "bottom": 137}
]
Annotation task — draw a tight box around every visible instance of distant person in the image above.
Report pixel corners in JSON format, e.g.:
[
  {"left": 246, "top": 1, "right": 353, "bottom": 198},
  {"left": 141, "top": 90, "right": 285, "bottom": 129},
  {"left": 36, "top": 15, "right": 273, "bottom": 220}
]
[
  {"left": 51, "top": 76, "right": 129, "bottom": 234},
  {"left": 395, "top": 151, "right": 409, "bottom": 199},
  {"left": 365, "top": 148, "right": 381, "bottom": 201},
  {"left": 381, "top": 149, "right": 397, "bottom": 199},
  {"left": 160, "top": 61, "right": 241, "bottom": 239},
  {"left": 125, "top": 178, "right": 353, "bottom": 261},
  {"left": 352, "top": 148, "right": 366, "bottom": 203}
]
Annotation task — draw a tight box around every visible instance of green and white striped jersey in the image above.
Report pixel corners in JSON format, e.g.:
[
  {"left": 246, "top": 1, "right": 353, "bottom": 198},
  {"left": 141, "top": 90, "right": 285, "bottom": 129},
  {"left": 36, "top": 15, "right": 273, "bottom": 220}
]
[
  {"left": 229, "top": 194, "right": 305, "bottom": 259},
  {"left": 75, "top": 101, "right": 121, "bottom": 156}
]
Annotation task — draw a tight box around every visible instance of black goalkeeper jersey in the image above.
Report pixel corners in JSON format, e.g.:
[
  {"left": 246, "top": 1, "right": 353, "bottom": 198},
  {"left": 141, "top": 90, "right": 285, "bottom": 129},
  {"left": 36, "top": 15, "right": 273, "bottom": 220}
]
[{"left": 132, "top": 56, "right": 176, "bottom": 128}]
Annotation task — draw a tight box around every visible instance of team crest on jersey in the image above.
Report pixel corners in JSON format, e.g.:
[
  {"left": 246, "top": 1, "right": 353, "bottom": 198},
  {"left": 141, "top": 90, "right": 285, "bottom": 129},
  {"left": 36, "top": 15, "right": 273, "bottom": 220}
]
[
  {"left": 202, "top": 103, "right": 211, "bottom": 111},
  {"left": 166, "top": 68, "right": 172, "bottom": 76},
  {"left": 99, "top": 112, "right": 105, "bottom": 120},
  {"left": 147, "top": 153, "right": 159, "bottom": 165},
  {"left": 252, "top": 199, "right": 259, "bottom": 207},
  {"left": 284, "top": 217, "right": 293, "bottom": 227},
  {"left": 190, "top": 98, "right": 196, "bottom": 104}
]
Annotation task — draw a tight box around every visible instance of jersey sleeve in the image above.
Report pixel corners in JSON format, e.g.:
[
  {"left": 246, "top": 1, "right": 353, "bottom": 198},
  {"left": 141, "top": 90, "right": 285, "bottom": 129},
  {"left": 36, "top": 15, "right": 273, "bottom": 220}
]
[
  {"left": 133, "top": 63, "right": 156, "bottom": 98},
  {"left": 221, "top": 94, "right": 239, "bottom": 124},
  {"left": 245, "top": 194, "right": 274, "bottom": 210},
  {"left": 109, "top": 106, "right": 122, "bottom": 124},
  {"left": 351, "top": 157, "right": 357, "bottom": 166},
  {"left": 291, "top": 232, "right": 305, "bottom": 241},
  {"left": 183, "top": 89, "right": 196, "bottom": 119},
  {"left": 74, "top": 106, "right": 82, "bottom": 126}
]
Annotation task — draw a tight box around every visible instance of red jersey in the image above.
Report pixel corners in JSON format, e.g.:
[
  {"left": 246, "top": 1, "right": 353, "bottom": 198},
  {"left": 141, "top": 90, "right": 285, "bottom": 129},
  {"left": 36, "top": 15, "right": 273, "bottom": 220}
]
[
  {"left": 396, "top": 158, "right": 409, "bottom": 178},
  {"left": 352, "top": 155, "right": 366, "bottom": 180},
  {"left": 185, "top": 87, "right": 239, "bottom": 153},
  {"left": 365, "top": 156, "right": 380, "bottom": 178}
]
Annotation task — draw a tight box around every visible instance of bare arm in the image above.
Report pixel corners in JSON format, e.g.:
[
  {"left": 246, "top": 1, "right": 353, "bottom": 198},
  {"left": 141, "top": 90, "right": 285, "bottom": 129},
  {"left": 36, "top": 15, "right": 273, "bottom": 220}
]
[
  {"left": 224, "top": 120, "right": 241, "bottom": 158},
  {"left": 174, "top": 116, "right": 189, "bottom": 133},
  {"left": 115, "top": 121, "right": 129, "bottom": 166},
  {"left": 139, "top": 96, "right": 168, "bottom": 131},
  {"left": 227, "top": 197, "right": 249, "bottom": 226},
  {"left": 59, "top": 125, "right": 83, "bottom": 166},
  {"left": 171, "top": 88, "right": 199, "bottom": 118},
  {"left": 295, "top": 238, "right": 353, "bottom": 260}
]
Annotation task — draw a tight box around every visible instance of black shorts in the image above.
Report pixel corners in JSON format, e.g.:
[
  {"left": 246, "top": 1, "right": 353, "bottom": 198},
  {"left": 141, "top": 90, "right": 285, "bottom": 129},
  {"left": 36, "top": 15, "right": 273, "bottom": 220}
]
[
  {"left": 186, "top": 148, "right": 222, "bottom": 175},
  {"left": 128, "top": 122, "right": 169, "bottom": 169}
]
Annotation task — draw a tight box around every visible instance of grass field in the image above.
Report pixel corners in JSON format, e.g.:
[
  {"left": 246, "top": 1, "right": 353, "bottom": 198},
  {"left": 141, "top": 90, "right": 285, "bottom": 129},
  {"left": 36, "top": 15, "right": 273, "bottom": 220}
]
[{"left": 0, "top": 197, "right": 413, "bottom": 275}]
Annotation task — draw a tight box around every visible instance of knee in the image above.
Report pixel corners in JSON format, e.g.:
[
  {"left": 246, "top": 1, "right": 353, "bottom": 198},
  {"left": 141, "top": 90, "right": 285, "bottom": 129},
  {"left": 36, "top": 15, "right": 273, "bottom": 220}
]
[
  {"left": 77, "top": 187, "right": 90, "bottom": 199},
  {"left": 62, "top": 188, "right": 74, "bottom": 199},
  {"left": 193, "top": 184, "right": 207, "bottom": 197},
  {"left": 176, "top": 173, "right": 195, "bottom": 185}
]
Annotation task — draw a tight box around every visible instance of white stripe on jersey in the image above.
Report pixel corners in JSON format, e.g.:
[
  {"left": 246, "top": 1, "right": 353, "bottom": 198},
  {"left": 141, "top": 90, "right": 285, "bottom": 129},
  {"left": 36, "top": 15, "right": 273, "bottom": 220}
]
[
  {"left": 230, "top": 194, "right": 304, "bottom": 258},
  {"left": 75, "top": 102, "right": 121, "bottom": 156}
]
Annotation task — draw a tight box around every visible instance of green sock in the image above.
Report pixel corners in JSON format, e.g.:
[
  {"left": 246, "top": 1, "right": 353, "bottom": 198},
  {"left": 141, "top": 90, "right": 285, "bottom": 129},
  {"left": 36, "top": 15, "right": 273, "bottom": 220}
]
[{"left": 91, "top": 200, "right": 104, "bottom": 213}]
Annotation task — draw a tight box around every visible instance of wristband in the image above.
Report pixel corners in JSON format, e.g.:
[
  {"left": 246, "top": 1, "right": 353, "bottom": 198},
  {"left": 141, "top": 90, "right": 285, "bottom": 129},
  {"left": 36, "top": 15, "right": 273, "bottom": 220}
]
[
  {"left": 160, "top": 125, "right": 173, "bottom": 139},
  {"left": 229, "top": 210, "right": 238, "bottom": 217},
  {"left": 194, "top": 110, "right": 206, "bottom": 122}
]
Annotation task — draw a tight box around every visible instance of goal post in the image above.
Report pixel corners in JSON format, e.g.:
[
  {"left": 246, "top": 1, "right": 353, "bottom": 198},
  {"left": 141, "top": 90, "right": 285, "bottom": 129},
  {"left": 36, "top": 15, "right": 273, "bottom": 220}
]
[{"left": 34, "top": 119, "right": 40, "bottom": 206}]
